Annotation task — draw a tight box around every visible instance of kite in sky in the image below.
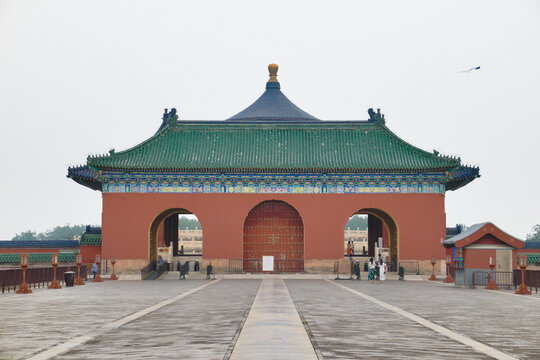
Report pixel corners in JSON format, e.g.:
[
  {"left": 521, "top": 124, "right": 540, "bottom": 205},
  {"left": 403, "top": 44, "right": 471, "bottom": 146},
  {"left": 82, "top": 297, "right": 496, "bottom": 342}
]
[{"left": 461, "top": 66, "right": 481, "bottom": 73}]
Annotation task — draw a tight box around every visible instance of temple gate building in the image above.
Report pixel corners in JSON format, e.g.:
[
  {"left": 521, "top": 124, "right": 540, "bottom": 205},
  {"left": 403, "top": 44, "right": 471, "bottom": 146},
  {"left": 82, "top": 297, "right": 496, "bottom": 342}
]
[{"left": 68, "top": 64, "right": 480, "bottom": 274}]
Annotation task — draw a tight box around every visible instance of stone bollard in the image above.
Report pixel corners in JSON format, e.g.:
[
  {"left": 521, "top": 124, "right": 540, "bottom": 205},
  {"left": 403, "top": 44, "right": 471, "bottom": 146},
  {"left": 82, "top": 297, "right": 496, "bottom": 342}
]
[
  {"left": 428, "top": 257, "right": 437, "bottom": 281},
  {"left": 93, "top": 255, "right": 104, "bottom": 283},
  {"left": 16, "top": 254, "right": 32, "bottom": 294},
  {"left": 485, "top": 257, "right": 499, "bottom": 290},
  {"left": 110, "top": 256, "right": 118, "bottom": 280},
  {"left": 443, "top": 255, "right": 454, "bottom": 283},
  {"left": 48, "top": 254, "right": 62, "bottom": 289},
  {"left": 515, "top": 255, "right": 531, "bottom": 295},
  {"left": 74, "top": 253, "right": 85, "bottom": 285}
]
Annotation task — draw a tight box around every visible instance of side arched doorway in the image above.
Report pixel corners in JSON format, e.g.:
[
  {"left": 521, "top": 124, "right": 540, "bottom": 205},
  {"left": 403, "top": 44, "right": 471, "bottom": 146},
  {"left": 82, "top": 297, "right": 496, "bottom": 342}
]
[
  {"left": 243, "top": 200, "right": 304, "bottom": 273},
  {"left": 148, "top": 208, "right": 200, "bottom": 263}
]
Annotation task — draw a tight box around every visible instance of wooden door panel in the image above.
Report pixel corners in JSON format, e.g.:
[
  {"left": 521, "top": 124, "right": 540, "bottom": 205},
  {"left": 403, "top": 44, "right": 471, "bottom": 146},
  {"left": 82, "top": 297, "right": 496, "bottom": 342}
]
[{"left": 243, "top": 201, "right": 303, "bottom": 272}]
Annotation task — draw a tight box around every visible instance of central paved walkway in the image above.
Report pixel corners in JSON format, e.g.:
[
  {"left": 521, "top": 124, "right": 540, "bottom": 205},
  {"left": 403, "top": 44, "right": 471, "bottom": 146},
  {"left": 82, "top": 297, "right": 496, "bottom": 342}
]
[{"left": 230, "top": 279, "right": 317, "bottom": 360}]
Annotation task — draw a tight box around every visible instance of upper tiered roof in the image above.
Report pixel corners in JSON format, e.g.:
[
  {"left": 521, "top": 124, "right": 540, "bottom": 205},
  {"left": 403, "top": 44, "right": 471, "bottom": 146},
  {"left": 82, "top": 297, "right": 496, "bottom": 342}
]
[
  {"left": 227, "top": 64, "right": 319, "bottom": 122},
  {"left": 68, "top": 64, "right": 480, "bottom": 191}
]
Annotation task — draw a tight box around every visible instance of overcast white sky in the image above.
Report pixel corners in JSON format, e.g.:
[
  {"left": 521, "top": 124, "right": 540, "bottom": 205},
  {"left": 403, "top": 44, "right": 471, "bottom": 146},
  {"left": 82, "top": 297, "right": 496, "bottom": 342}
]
[{"left": 0, "top": 1, "right": 539, "bottom": 239}]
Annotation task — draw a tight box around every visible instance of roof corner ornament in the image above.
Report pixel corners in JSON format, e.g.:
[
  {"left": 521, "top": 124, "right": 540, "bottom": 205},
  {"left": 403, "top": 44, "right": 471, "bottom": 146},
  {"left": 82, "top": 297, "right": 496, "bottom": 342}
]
[
  {"left": 162, "top": 108, "right": 179, "bottom": 127},
  {"left": 368, "top": 108, "right": 386, "bottom": 124},
  {"left": 268, "top": 63, "right": 279, "bottom": 82}
]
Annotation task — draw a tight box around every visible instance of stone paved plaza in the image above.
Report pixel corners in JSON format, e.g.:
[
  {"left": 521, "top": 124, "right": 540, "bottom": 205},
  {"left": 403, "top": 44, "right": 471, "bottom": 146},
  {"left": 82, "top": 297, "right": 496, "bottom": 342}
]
[{"left": 0, "top": 277, "right": 538, "bottom": 360}]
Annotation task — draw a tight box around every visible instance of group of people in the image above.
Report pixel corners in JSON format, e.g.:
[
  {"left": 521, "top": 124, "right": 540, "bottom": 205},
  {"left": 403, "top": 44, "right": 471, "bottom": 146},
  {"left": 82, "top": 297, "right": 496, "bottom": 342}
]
[
  {"left": 347, "top": 241, "right": 387, "bottom": 283},
  {"left": 368, "top": 255, "right": 386, "bottom": 283}
]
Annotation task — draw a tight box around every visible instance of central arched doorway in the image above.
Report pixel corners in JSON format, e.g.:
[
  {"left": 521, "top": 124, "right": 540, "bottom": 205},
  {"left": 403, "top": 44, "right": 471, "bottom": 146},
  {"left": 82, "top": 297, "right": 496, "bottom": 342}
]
[
  {"left": 243, "top": 200, "right": 304, "bottom": 273},
  {"left": 345, "top": 208, "right": 399, "bottom": 270}
]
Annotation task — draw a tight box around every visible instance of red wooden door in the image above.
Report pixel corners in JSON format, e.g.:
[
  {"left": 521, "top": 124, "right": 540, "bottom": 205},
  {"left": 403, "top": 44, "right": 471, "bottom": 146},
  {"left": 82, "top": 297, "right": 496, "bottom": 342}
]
[{"left": 243, "top": 201, "right": 304, "bottom": 273}]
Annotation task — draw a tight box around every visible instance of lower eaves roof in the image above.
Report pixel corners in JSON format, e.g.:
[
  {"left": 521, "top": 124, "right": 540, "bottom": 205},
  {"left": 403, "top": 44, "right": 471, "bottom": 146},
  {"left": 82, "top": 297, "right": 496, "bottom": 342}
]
[{"left": 84, "top": 121, "right": 463, "bottom": 173}]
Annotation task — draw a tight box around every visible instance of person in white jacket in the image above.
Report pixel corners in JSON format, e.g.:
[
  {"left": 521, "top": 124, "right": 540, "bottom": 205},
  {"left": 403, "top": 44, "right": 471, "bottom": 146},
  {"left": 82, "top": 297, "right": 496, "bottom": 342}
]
[{"left": 379, "top": 261, "right": 387, "bottom": 283}]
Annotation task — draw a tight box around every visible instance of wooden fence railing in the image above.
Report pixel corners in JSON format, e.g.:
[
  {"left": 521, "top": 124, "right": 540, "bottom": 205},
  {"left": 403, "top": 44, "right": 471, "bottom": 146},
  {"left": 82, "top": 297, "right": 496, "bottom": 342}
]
[{"left": 0, "top": 265, "right": 88, "bottom": 293}]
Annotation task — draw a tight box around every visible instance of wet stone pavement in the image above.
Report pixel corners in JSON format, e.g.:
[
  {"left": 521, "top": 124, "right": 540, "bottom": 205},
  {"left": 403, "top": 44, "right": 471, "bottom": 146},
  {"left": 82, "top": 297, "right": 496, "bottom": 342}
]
[
  {"left": 335, "top": 280, "right": 540, "bottom": 359},
  {"left": 0, "top": 280, "right": 209, "bottom": 360},
  {"left": 286, "top": 280, "right": 490, "bottom": 359},
  {"left": 0, "top": 278, "right": 538, "bottom": 359},
  {"left": 56, "top": 280, "right": 261, "bottom": 360}
]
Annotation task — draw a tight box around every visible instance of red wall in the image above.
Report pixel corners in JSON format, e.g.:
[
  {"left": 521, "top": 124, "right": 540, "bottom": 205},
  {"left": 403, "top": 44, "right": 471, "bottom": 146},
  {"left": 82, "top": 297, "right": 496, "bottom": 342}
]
[
  {"left": 463, "top": 249, "right": 496, "bottom": 269},
  {"left": 80, "top": 246, "right": 101, "bottom": 264},
  {"left": 101, "top": 192, "right": 446, "bottom": 263},
  {"left": 472, "top": 234, "right": 504, "bottom": 245}
]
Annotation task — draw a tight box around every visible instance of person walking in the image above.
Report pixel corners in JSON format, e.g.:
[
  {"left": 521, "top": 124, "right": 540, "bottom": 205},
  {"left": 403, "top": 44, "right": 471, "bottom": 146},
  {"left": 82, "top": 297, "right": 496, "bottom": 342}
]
[
  {"left": 92, "top": 261, "right": 98, "bottom": 280},
  {"left": 347, "top": 241, "right": 353, "bottom": 279},
  {"left": 347, "top": 241, "right": 353, "bottom": 260},
  {"left": 379, "top": 261, "right": 387, "bottom": 283},
  {"left": 157, "top": 255, "right": 166, "bottom": 271},
  {"left": 368, "top": 257, "right": 376, "bottom": 283}
]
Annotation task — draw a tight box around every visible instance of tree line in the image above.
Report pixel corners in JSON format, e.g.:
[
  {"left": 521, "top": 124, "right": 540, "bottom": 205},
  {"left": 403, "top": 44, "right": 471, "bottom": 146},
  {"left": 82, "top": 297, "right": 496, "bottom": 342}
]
[
  {"left": 12, "top": 225, "right": 87, "bottom": 241},
  {"left": 345, "top": 215, "right": 368, "bottom": 230},
  {"left": 178, "top": 217, "right": 201, "bottom": 230},
  {"left": 527, "top": 224, "right": 540, "bottom": 242}
]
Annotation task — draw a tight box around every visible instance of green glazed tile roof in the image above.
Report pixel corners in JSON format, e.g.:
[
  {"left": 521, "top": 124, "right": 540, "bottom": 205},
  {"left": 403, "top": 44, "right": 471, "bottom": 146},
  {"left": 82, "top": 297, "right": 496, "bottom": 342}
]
[
  {"left": 518, "top": 253, "right": 540, "bottom": 264},
  {"left": 86, "top": 122, "right": 462, "bottom": 173},
  {"left": 80, "top": 233, "right": 102, "bottom": 246},
  {"left": 0, "top": 252, "right": 78, "bottom": 264}
]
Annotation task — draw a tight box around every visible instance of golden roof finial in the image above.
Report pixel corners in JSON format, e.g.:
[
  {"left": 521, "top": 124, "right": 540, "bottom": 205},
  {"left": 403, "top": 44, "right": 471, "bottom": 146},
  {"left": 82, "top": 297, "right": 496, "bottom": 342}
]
[{"left": 268, "top": 63, "right": 279, "bottom": 82}]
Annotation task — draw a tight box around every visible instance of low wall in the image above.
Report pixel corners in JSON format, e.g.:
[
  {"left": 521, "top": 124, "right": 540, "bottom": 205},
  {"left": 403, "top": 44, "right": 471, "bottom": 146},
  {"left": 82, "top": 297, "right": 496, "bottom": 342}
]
[
  {"left": 111, "top": 258, "right": 446, "bottom": 275},
  {"left": 114, "top": 259, "right": 147, "bottom": 274}
]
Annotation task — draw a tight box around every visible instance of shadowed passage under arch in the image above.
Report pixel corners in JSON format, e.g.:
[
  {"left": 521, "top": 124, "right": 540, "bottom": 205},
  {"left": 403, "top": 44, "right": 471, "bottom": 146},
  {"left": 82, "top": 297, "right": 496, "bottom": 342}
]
[
  {"left": 148, "top": 208, "right": 194, "bottom": 263},
  {"left": 351, "top": 208, "right": 399, "bottom": 266},
  {"left": 243, "top": 200, "right": 304, "bottom": 273}
]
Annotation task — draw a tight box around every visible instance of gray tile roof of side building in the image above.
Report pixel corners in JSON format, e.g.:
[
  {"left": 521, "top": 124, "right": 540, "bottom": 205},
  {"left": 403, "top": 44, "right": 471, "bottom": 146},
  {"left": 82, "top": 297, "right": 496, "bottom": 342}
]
[
  {"left": 443, "top": 222, "right": 525, "bottom": 245},
  {"left": 443, "top": 222, "right": 488, "bottom": 245}
]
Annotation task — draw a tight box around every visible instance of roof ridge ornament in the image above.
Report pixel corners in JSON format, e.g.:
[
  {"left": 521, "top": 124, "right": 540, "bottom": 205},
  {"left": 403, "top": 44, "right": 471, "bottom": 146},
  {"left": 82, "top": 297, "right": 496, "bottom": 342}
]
[
  {"left": 268, "top": 63, "right": 278, "bottom": 82},
  {"left": 162, "top": 108, "right": 179, "bottom": 128},
  {"left": 368, "top": 108, "right": 386, "bottom": 125}
]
